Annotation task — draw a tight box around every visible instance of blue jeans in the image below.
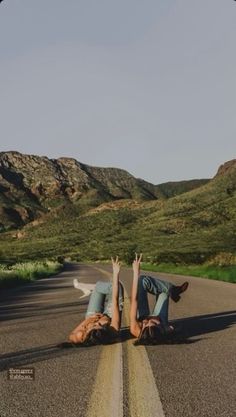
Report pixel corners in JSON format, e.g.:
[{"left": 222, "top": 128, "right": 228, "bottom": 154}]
[
  {"left": 137, "top": 275, "right": 173, "bottom": 325},
  {"left": 86, "top": 281, "right": 124, "bottom": 318}
]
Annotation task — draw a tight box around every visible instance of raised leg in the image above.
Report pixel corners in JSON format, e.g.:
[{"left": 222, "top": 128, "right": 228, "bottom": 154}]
[
  {"left": 152, "top": 293, "right": 169, "bottom": 325},
  {"left": 139, "top": 275, "right": 173, "bottom": 324},
  {"left": 137, "top": 276, "right": 150, "bottom": 319},
  {"left": 85, "top": 281, "right": 110, "bottom": 317},
  {"left": 103, "top": 282, "right": 124, "bottom": 318}
]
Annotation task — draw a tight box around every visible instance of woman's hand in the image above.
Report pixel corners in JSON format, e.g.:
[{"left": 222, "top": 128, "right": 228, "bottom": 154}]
[
  {"left": 111, "top": 256, "right": 121, "bottom": 275},
  {"left": 132, "top": 253, "right": 142, "bottom": 275}
]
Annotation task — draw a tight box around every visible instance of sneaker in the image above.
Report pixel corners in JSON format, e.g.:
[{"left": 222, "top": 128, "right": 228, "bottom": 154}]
[{"left": 73, "top": 279, "right": 96, "bottom": 299}]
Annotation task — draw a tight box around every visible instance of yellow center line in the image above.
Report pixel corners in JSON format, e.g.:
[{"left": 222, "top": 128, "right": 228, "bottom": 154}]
[
  {"left": 86, "top": 265, "right": 165, "bottom": 417},
  {"left": 123, "top": 296, "right": 165, "bottom": 417},
  {"left": 86, "top": 266, "right": 123, "bottom": 417},
  {"left": 86, "top": 342, "right": 123, "bottom": 417}
]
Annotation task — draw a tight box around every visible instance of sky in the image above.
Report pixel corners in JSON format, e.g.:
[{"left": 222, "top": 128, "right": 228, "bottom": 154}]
[{"left": 0, "top": 0, "right": 235, "bottom": 184}]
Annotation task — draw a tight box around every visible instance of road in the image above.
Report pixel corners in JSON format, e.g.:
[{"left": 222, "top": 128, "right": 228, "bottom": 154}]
[{"left": 0, "top": 263, "right": 236, "bottom": 417}]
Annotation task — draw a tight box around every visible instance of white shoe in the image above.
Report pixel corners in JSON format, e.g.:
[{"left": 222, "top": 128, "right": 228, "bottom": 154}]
[{"left": 73, "top": 279, "right": 96, "bottom": 299}]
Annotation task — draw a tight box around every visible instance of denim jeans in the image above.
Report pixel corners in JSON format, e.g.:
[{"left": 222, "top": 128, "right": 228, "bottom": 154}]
[
  {"left": 137, "top": 275, "right": 173, "bottom": 325},
  {"left": 86, "top": 281, "right": 124, "bottom": 318}
]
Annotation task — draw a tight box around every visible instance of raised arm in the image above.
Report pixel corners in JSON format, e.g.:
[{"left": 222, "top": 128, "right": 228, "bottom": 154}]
[
  {"left": 130, "top": 253, "right": 142, "bottom": 337},
  {"left": 110, "top": 256, "right": 122, "bottom": 331}
]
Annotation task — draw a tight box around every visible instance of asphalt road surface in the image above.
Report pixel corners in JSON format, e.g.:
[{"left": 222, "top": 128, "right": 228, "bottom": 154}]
[{"left": 1, "top": 263, "right": 236, "bottom": 417}]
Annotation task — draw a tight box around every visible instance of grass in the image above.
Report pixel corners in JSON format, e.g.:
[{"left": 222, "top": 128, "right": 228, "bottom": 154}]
[
  {"left": 1, "top": 182, "right": 236, "bottom": 266},
  {"left": 0, "top": 189, "right": 236, "bottom": 284},
  {"left": 1, "top": 158, "right": 236, "bottom": 269},
  {"left": 0, "top": 260, "right": 63, "bottom": 289},
  {"left": 141, "top": 263, "right": 236, "bottom": 283}
]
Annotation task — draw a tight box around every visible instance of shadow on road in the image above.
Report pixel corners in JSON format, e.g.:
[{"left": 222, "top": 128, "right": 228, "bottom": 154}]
[
  {"left": 0, "top": 262, "right": 81, "bottom": 300},
  {"left": 0, "top": 329, "right": 132, "bottom": 373},
  {"left": 0, "top": 341, "right": 94, "bottom": 372},
  {"left": 0, "top": 299, "right": 89, "bottom": 322},
  {"left": 131, "top": 310, "right": 236, "bottom": 346},
  {"left": 120, "top": 326, "right": 133, "bottom": 342},
  {"left": 176, "top": 309, "right": 236, "bottom": 340},
  {"left": 1, "top": 311, "right": 235, "bottom": 369},
  {"left": 0, "top": 263, "right": 87, "bottom": 322}
]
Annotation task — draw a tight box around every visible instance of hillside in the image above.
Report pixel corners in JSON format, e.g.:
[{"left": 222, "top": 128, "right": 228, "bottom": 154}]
[
  {"left": 0, "top": 151, "right": 208, "bottom": 231},
  {"left": 0, "top": 152, "right": 235, "bottom": 265}
]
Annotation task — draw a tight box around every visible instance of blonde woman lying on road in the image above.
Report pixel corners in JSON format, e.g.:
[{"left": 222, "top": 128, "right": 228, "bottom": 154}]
[{"left": 69, "top": 257, "right": 124, "bottom": 345}]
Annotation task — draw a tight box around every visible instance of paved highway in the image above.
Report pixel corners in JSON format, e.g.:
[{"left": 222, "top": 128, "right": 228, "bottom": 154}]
[{"left": 0, "top": 263, "right": 236, "bottom": 417}]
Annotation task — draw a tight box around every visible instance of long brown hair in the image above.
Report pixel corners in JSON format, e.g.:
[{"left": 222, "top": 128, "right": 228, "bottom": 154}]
[
  {"left": 83, "top": 323, "right": 114, "bottom": 346},
  {"left": 134, "top": 323, "right": 164, "bottom": 345}
]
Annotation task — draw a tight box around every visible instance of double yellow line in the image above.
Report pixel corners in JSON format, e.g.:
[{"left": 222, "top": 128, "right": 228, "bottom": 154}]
[{"left": 86, "top": 267, "right": 165, "bottom": 417}]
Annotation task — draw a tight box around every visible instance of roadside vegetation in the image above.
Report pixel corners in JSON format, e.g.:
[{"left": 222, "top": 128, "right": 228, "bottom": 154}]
[
  {"left": 141, "top": 263, "right": 236, "bottom": 283},
  {"left": 0, "top": 260, "right": 63, "bottom": 289},
  {"left": 0, "top": 168, "right": 236, "bottom": 285}
]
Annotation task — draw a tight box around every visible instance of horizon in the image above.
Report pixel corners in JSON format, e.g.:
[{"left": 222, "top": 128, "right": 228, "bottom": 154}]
[{"left": 1, "top": 148, "right": 231, "bottom": 184}]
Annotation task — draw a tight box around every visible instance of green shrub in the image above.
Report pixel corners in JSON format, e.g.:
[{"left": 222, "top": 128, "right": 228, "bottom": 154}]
[
  {"left": 141, "top": 262, "right": 236, "bottom": 283},
  {"left": 0, "top": 260, "right": 63, "bottom": 288},
  {"left": 122, "top": 244, "right": 139, "bottom": 265}
]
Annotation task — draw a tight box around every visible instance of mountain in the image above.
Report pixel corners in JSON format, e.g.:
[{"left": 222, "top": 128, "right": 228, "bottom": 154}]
[
  {"left": 132, "top": 158, "right": 236, "bottom": 263},
  {"left": 1, "top": 151, "right": 235, "bottom": 265},
  {"left": 0, "top": 151, "right": 208, "bottom": 231}
]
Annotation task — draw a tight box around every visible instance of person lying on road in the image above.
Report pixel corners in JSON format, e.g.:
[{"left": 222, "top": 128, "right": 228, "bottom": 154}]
[
  {"left": 69, "top": 256, "right": 124, "bottom": 345},
  {"left": 130, "top": 253, "right": 189, "bottom": 344}
]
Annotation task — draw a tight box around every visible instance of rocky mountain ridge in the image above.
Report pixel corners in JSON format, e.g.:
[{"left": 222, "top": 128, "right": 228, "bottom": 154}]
[
  {"left": 0, "top": 150, "right": 211, "bottom": 231},
  {"left": 215, "top": 159, "right": 236, "bottom": 177}
]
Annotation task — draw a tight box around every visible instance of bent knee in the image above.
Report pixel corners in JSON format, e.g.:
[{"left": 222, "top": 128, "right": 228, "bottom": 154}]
[{"left": 139, "top": 275, "right": 150, "bottom": 289}]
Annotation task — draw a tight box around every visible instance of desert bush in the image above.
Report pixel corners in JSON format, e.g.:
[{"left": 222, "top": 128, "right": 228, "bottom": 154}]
[
  {"left": 207, "top": 252, "right": 236, "bottom": 266},
  {"left": 141, "top": 262, "right": 236, "bottom": 283},
  {"left": 57, "top": 255, "right": 65, "bottom": 264},
  {"left": 122, "top": 244, "right": 139, "bottom": 265},
  {"left": 116, "top": 209, "right": 135, "bottom": 226},
  {"left": 152, "top": 251, "right": 208, "bottom": 265},
  {"left": 0, "top": 260, "right": 62, "bottom": 288}
]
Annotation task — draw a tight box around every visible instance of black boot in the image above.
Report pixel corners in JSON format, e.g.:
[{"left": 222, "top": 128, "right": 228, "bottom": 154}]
[{"left": 170, "top": 282, "right": 189, "bottom": 302}]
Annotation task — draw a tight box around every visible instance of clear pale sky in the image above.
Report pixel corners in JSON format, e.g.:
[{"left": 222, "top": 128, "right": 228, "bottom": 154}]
[{"left": 0, "top": 1, "right": 235, "bottom": 184}]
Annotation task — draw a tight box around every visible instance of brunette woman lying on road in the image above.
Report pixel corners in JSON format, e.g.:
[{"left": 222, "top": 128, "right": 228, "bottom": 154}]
[{"left": 130, "top": 254, "right": 189, "bottom": 345}]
